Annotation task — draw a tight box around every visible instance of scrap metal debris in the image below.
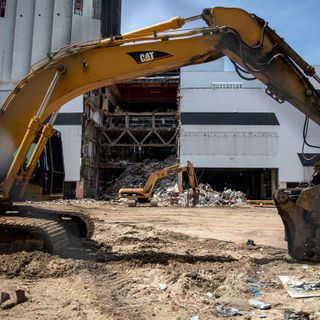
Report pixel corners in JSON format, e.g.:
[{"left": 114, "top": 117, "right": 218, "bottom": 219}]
[
  {"left": 249, "top": 287, "right": 261, "bottom": 297},
  {"left": 279, "top": 276, "right": 320, "bottom": 298},
  {"left": 154, "top": 183, "right": 247, "bottom": 207},
  {"left": 246, "top": 239, "right": 256, "bottom": 247},
  {"left": 99, "top": 157, "right": 247, "bottom": 207},
  {"left": 102, "top": 156, "right": 177, "bottom": 199},
  {"left": 159, "top": 283, "right": 167, "bottom": 291},
  {"left": 216, "top": 305, "right": 244, "bottom": 317},
  {"left": 248, "top": 298, "right": 271, "bottom": 310}
]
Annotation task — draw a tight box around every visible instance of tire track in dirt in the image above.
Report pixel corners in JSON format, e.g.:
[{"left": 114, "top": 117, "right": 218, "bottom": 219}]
[{"left": 87, "top": 270, "right": 152, "bottom": 320}]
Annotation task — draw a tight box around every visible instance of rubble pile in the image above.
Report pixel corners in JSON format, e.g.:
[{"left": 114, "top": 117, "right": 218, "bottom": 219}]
[
  {"left": 100, "top": 156, "right": 247, "bottom": 206},
  {"left": 154, "top": 183, "right": 247, "bottom": 207},
  {"left": 102, "top": 156, "right": 177, "bottom": 199}
]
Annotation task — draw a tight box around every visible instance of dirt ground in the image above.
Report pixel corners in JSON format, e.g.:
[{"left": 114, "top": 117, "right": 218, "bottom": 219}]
[{"left": 1, "top": 202, "right": 320, "bottom": 319}]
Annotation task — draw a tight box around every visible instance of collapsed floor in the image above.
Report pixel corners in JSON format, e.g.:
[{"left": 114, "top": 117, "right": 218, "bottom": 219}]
[{"left": 0, "top": 203, "right": 319, "bottom": 319}]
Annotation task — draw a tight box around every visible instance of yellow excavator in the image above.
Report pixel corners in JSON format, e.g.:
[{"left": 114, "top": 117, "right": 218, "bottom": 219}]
[
  {"left": 1, "top": 7, "right": 320, "bottom": 260},
  {"left": 119, "top": 161, "right": 198, "bottom": 207}
]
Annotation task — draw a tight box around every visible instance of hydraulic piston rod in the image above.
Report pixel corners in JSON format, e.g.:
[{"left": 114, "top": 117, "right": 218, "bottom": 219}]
[{"left": 18, "top": 109, "right": 61, "bottom": 198}]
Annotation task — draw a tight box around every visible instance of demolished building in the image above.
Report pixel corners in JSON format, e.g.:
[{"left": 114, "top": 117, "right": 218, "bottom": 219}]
[{"left": 78, "top": 60, "right": 320, "bottom": 200}]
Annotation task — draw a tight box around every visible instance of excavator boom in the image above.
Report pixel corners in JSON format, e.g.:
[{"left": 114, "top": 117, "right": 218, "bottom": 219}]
[{"left": 0, "top": 7, "right": 320, "bottom": 259}]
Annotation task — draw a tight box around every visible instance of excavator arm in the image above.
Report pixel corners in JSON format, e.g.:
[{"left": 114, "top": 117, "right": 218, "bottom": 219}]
[
  {"left": 143, "top": 161, "right": 198, "bottom": 195},
  {"left": 1, "top": 7, "right": 320, "bottom": 259}
]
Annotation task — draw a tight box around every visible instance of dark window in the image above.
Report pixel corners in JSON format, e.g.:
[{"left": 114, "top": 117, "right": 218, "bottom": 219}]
[
  {"left": 92, "top": 0, "right": 101, "bottom": 19},
  {"left": 0, "top": 0, "right": 6, "bottom": 18},
  {"left": 74, "top": 0, "right": 83, "bottom": 16},
  {"left": 180, "top": 112, "right": 280, "bottom": 125}
]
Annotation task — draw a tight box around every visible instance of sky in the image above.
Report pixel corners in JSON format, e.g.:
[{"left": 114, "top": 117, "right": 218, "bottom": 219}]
[{"left": 121, "top": 0, "right": 320, "bottom": 67}]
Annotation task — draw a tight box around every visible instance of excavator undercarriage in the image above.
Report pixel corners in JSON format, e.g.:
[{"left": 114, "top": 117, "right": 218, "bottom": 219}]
[
  {"left": 0, "top": 131, "right": 95, "bottom": 254},
  {"left": 0, "top": 205, "right": 94, "bottom": 254}
]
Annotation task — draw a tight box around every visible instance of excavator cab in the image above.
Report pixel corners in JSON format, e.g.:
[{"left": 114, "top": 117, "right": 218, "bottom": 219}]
[
  {"left": 11, "top": 131, "right": 65, "bottom": 201},
  {"left": 43, "top": 131, "right": 65, "bottom": 197}
]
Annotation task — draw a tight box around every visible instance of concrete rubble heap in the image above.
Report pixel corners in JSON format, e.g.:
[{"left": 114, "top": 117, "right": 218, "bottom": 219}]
[
  {"left": 102, "top": 157, "right": 247, "bottom": 207},
  {"left": 102, "top": 156, "right": 177, "bottom": 199},
  {"left": 154, "top": 183, "right": 247, "bottom": 207}
]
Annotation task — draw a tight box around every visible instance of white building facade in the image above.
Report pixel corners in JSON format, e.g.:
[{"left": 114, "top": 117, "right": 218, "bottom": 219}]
[{"left": 180, "top": 61, "right": 320, "bottom": 198}]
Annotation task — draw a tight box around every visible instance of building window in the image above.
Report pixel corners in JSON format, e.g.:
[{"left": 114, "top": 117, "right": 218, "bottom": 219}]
[
  {"left": 0, "top": 0, "right": 6, "bottom": 18},
  {"left": 211, "top": 82, "right": 243, "bottom": 90},
  {"left": 74, "top": 0, "right": 83, "bottom": 16},
  {"left": 92, "top": 0, "right": 101, "bottom": 20}
]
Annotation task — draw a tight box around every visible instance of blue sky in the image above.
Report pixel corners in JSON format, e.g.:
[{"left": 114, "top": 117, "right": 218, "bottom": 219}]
[{"left": 122, "top": 0, "right": 320, "bottom": 66}]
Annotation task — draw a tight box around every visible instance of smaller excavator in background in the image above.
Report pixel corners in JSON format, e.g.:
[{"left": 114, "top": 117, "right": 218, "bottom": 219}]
[{"left": 119, "top": 161, "right": 198, "bottom": 207}]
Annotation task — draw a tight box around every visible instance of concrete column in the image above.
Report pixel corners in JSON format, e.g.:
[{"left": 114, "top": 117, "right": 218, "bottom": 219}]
[
  {"left": 76, "top": 180, "right": 84, "bottom": 198},
  {"left": 11, "top": 0, "right": 36, "bottom": 80},
  {"left": 51, "top": 0, "right": 73, "bottom": 51},
  {"left": 0, "top": 0, "right": 17, "bottom": 87},
  {"left": 31, "top": 0, "right": 55, "bottom": 64},
  {"left": 177, "top": 172, "right": 183, "bottom": 192},
  {"left": 271, "top": 168, "right": 278, "bottom": 196}
]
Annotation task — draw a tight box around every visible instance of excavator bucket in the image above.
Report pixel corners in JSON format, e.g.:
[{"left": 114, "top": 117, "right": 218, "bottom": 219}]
[{"left": 274, "top": 187, "right": 320, "bottom": 261}]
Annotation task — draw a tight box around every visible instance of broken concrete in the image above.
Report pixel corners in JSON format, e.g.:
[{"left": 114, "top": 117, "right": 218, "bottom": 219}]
[
  {"left": 101, "top": 156, "right": 177, "bottom": 200},
  {"left": 154, "top": 184, "right": 247, "bottom": 207}
]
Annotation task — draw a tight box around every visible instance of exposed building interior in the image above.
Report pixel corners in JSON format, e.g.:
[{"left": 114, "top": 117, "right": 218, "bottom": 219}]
[
  {"left": 101, "top": 71, "right": 179, "bottom": 162},
  {"left": 79, "top": 70, "right": 280, "bottom": 200},
  {"left": 80, "top": 71, "right": 180, "bottom": 198},
  {"left": 195, "top": 168, "right": 278, "bottom": 200}
]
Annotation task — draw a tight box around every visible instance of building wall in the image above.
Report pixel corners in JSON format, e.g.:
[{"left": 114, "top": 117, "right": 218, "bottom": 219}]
[
  {"left": 180, "top": 61, "right": 320, "bottom": 184},
  {"left": 55, "top": 96, "right": 83, "bottom": 181},
  {"left": 0, "top": 0, "right": 101, "bottom": 185},
  {"left": 31, "top": 0, "right": 55, "bottom": 64}
]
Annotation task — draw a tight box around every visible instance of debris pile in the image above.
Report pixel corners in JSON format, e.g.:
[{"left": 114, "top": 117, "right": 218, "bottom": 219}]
[
  {"left": 25, "top": 198, "right": 110, "bottom": 205},
  {"left": 100, "top": 156, "right": 247, "bottom": 206},
  {"left": 101, "top": 156, "right": 177, "bottom": 199},
  {"left": 154, "top": 183, "right": 247, "bottom": 207}
]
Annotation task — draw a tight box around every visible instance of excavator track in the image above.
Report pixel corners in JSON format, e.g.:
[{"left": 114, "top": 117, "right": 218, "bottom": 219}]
[
  {"left": 0, "top": 215, "right": 69, "bottom": 254},
  {"left": 54, "top": 210, "right": 95, "bottom": 239},
  {"left": 0, "top": 204, "right": 95, "bottom": 254}
]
